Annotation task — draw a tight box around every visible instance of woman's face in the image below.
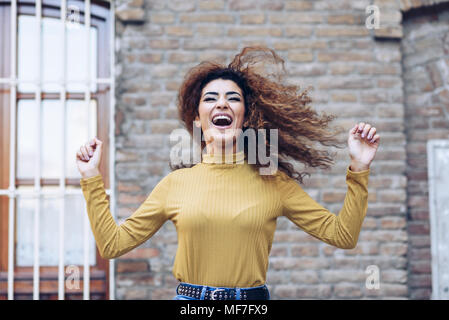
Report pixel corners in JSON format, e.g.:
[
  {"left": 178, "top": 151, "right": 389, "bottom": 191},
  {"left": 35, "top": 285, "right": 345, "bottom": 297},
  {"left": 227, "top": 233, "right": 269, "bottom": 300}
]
[{"left": 195, "top": 79, "right": 245, "bottom": 152}]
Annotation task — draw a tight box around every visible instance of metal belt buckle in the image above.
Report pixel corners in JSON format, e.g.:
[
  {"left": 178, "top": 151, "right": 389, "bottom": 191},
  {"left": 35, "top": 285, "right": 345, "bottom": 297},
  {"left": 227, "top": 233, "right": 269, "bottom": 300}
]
[{"left": 211, "top": 288, "right": 225, "bottom": 300}]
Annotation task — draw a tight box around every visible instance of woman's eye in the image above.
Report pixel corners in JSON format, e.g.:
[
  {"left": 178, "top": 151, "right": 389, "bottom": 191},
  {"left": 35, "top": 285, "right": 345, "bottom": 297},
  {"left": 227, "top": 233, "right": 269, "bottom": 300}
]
[{"left": 203, "top": 97, "right": 240, "bottom": 102}]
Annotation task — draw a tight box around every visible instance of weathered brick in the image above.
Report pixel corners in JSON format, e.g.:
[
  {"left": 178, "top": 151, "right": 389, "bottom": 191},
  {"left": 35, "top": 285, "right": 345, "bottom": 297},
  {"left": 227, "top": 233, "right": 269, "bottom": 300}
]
[
  {"left": 116, "top": 7, "right": 145, "bottom": 23},
  {"left": 317, "top": 51, "right": 373, "bottom": 62},
  {"left": 149, "top": 39, "right": 180, "bottom": 49},
  {"left": 288, "top": 51, "right": 314, "bottom": 62},
  {"left": 122, "top": 287, "right": 149, "bottom": 300},
  {"left": 198, "top": 0, "right": 225, "bottom": 10},
  {"left": 166, "top": 0, "right": 195, "bottom": 11},
  {"left": 284, "top": 1, "right": 314, "bottom": 11},
  {"left": 269, "top": 13, "right": 324, "bottom": 24},
  {"left": 227, "top": 27, "right": 282, "bottom": 37},
  {"left": 180, "top": 13, "right": 234, "bottom": 23},
  {"left": 196, "top": 25, "right": 224, "bottom": 36},
  {"left": 273, "top": 285, "right": 297, "bottom": 298},
  {"left": 150, "top": 120, "right": 182, "bottom": 134},
  {"left": 116, "top": 150, "right": 140, "bottom": 162},
  {"left": 379, "top": 243, "right": 408, "bottom": 256},
  {"left": 378, "top": 190, "right": 407, "bottom": 203},
  {"left": 117, "top": 261, "right": 149, "bottom": 273},
  {"left": 121, "top": 248, "right": 160, "bottom": 259},
  {"left": 331, "top": 93, "right": 357, "bottom": 102},
  {"left": 229, "top": 0, "right": 257, "bottom": 10},
  {"left": 329, "top": 63, "right": 355, "bottom": 75},
  {"left": 291, "top": 244, "right": 319, "bottom": 257},
  {"left": 266, "top": 271, "right": 290, "bottom": 284},
  {"left": 346, "top": 242, "right": 380, "bottom": 255},
  {"left": 150, "top": 288, "right": 175, "bottom": 300},
  {"left": 380, "top": 217, "right": 407, "bottom": 229},
  {"left": 149, "top": 13, "right": 175, "bottom": 24},
  {"left": 118, "top": 181, "right": 142, "bottom": 192},
  {"left": 381, "top": 270, "right": 407, "bottom": 284},
  {"left": 321, "top": 270, "right": 366, "bottom": 283},
  {"left": 133, "top": 109, "right": 160, "bottom": 120},
  {"left": 198, "top": 52, "right": 227, "bottom": 63},
  {"left": 316, "top": 27, "right": 370, "bottom": 37},
  {"left": 409, "top": 274, "right": 431, "bottom": 288},
  {"left": 138, "top": 53, "right": 163, "bottom": 64},
  {"left": 270, "top": 244, "right": 288, "bottom": 257},
  {"left": 334, "top": 283, "right": 363, "bottom": 298},
  {"left": 327, "top": 14, "right": 362, "bottom": 25},
  {"left": 284, "top": 26, "right": 313, "bottom": 38},
  {"left": 165, "top": 26, "right": 194, "bottom": 37},
  {"left": 150, "top": 65, "right": 179, "bottom": 78},
  {"left": 117, "top": 273, "right": 160, "bottom": 287},
  {"left": 168, "top": 52, "right": 196, "bottom": 63},
  {"left": 240, "top": 13, "right": 265, "bottom": 24},
  {"left": 260, "top": 0, "right": 284, "bottom": 10},
  {"left": 290, "top": 271, "right": 319, "bottom": 284},
  {"left": 379, "top": 284, "right": 408, "bottom": 297},
  {"left": 410, "top": 248, "right": 431, "bottom": 260},
  {"left": 273, "top": 40, "right": 326, "bottom": 50},
  {"left": 296, "top": 285, "right": 332, "bottom": 298}
]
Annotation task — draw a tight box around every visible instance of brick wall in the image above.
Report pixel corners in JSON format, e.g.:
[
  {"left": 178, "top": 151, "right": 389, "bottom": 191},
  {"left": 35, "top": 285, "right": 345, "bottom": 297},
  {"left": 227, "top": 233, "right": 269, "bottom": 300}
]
[
  {"left": 111, "top": 0, "right": 447, "bottom": 299},
  {"left": 402, "top": 4, "right": 449, "bottom": 299}
]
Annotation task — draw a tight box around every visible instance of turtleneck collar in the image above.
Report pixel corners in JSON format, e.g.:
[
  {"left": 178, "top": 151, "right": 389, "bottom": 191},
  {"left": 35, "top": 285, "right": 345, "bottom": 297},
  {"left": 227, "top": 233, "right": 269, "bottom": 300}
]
[{"left": 201, "top": 150, "right": 246, "bottom": 164}]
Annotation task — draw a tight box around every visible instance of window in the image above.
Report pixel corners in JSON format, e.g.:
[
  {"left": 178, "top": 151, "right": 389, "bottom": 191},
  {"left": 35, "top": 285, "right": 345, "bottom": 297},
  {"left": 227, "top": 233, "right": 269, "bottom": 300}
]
[{"left": 0, "top": 0, "right": 115, "bottom": 300}]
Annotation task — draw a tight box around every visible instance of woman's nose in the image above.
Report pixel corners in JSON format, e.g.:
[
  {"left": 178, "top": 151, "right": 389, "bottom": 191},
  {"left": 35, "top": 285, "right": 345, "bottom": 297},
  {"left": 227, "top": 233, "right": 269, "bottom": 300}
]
[{"left": 216, "top": 97, "right": 229, "bottom": 108}]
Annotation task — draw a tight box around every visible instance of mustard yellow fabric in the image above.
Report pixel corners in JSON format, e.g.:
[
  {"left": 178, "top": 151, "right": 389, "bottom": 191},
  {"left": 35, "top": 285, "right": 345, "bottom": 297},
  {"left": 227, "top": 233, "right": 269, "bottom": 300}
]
[{"left": 80, "top": 150, "right": 370, "bottom": 287}]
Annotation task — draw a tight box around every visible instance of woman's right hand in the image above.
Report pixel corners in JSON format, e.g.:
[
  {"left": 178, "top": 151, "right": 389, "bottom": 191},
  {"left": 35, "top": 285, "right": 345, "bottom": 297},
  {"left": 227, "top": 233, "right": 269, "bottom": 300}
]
[{"left": 76, "top": 137, "right": 103, "bottom": 179}]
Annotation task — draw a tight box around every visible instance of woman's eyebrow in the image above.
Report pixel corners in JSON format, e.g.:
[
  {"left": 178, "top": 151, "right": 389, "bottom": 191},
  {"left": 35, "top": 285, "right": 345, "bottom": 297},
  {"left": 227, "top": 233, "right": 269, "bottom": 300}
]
[{"left": 203, "top": 91, "right": 242, "bottom": 97}]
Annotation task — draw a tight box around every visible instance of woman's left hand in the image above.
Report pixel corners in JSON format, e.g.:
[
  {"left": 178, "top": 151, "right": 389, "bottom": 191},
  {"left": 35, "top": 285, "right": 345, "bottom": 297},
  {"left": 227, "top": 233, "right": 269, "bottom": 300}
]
[{"left": 347, "top": 122, "right": 380, "bottom": 170}]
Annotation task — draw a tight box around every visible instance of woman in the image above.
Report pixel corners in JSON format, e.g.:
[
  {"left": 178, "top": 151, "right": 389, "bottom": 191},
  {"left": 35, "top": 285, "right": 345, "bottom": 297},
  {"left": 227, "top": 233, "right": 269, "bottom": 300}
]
[{"left": 76, "top": 47, "right": 380, "bottom": 300}]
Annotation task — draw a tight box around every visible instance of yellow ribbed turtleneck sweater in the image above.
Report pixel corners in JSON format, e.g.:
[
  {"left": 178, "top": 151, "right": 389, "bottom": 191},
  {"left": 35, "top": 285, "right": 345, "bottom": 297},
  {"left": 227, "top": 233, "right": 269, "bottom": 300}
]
[{"left": 80, "top": 150, "right": 370, "bottom": 287}]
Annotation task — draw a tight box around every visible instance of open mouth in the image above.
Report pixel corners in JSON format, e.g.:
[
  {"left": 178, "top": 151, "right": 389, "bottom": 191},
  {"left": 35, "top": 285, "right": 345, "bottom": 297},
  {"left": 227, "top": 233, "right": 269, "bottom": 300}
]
[{"left": 211, "top": 113, "right": 233, "bottom": 128}]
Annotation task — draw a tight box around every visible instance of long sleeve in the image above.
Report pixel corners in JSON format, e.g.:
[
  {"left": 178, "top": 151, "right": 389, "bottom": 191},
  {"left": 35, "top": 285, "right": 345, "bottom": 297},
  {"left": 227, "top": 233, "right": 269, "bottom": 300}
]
[
  {"left": 279, "top": 165, "right": 370, "bottom": 249},
  {"left": 80, "top": 173, "right": 171, "bottom": 259}
]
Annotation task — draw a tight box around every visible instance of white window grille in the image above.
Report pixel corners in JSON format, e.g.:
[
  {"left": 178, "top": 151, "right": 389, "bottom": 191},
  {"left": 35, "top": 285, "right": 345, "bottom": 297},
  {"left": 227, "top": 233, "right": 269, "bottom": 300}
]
[
  {"left": 0, "top": 0, "right": 116, "bottom": 300},
  {"left": 427, "top": 140, "right": 449, "bottom": 300}
]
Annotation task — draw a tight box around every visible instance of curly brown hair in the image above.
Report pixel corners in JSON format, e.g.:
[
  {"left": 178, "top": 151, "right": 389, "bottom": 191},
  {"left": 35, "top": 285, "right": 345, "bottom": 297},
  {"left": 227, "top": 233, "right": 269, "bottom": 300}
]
[{"left": 175, "top": 46, "right": 346, "bottom": 184}]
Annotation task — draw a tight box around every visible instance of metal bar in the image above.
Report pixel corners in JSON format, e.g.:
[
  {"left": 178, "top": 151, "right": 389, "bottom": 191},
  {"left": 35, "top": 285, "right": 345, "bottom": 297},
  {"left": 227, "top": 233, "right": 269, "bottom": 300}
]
[
  {"left": 33, "top": 0, "right": 43, "bottom": 301},
  {"left": 7, "top": 0, "right": 18, "bottom": 301},
  {"left": 58, "top": 0, "right": 67, "bottom": 300},
  {"left": 109, "top": 0, "right": 116, "bottom": 301},
  {"left": 0, "top": 78, "right": 113, "bottom": 84},
  {"left": 83, "top": 0, "right": 91, "bottom": 300},
  {"left": 0, "top": 189, "right": 112, "bottom": 196}
]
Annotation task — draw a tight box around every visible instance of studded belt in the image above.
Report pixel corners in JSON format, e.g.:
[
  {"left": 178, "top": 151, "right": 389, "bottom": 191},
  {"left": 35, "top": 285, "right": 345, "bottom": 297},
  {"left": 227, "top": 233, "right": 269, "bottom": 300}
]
[{"left": 176, "top": 282, "right": 270, "bottom": 300}]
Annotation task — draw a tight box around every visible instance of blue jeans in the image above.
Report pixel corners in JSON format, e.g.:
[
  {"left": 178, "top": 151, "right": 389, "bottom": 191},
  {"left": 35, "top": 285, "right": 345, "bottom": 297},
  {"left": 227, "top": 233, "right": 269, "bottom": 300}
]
[
  {"left": 173, "top": 283, "right": 270, "bottom": 300},
  {"left": 173, "top": 294, "right": 198, "bottom": 300}
]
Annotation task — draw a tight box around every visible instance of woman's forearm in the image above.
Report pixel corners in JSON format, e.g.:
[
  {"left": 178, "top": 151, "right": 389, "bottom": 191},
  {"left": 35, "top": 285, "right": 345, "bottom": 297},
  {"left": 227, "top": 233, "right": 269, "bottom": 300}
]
[
  {"left": 81, "top": 175, "right": 123, "bottom": 259},
  {"left": 80, "top": 173, "right": 171, "bottom": 259}
]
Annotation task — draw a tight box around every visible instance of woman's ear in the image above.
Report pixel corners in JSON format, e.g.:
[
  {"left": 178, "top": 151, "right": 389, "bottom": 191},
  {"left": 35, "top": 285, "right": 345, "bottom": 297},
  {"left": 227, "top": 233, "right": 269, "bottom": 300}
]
[{"left": 194, "top": 115, "right": 201, "bottom": 128}]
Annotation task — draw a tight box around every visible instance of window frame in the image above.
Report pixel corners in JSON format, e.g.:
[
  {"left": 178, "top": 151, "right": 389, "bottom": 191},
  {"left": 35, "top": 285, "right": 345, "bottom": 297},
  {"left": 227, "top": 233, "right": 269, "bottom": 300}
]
[{"left": 0, "top": 0, "right": 114, "bottom": 300}]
